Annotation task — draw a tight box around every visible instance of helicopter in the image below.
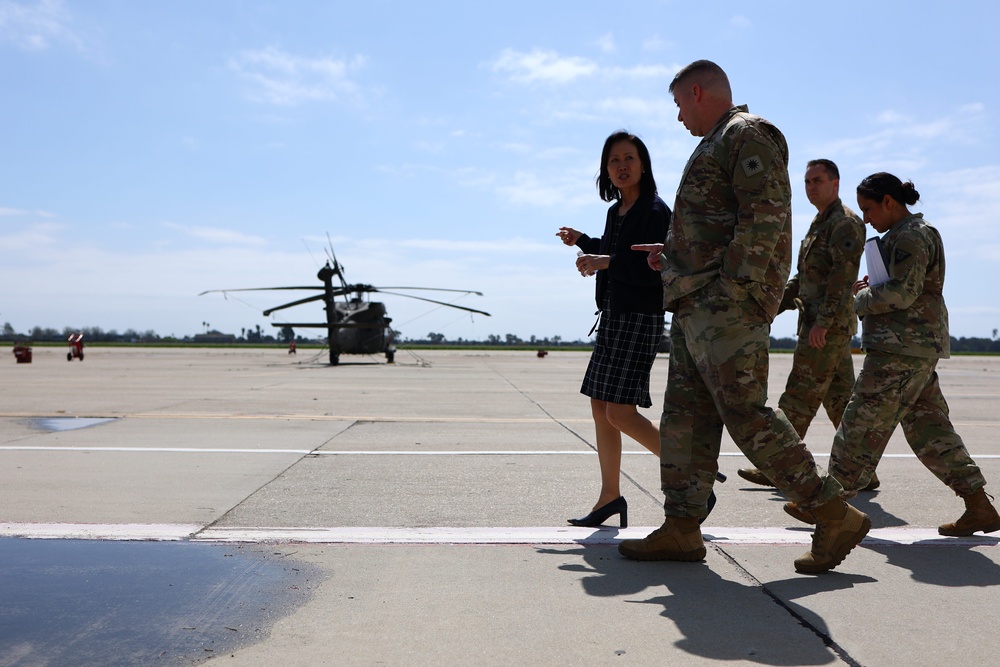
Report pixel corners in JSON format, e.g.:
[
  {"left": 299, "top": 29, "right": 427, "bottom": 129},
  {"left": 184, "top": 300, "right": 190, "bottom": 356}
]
[{"left": 200, "top": 249, "right": 490, "bottom": 365}]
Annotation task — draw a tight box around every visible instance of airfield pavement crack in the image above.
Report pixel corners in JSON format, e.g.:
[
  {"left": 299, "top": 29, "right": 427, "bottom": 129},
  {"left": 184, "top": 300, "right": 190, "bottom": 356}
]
[
  {"left": 712, "top": 545, "right": 866, "bottom": 667},
  {"left": 483, "top": 360, "right": 662, "bottom": 507}
]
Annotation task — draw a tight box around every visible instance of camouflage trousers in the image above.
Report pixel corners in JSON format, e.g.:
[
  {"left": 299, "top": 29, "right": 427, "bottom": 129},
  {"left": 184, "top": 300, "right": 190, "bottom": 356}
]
[
  {"left": 660, "top": 284, "right": 843, "bottom": 519},
  {"left": 778, "top": 330, "right": 855, "bottom": 438},
  {"left": 830, "top": 351, "right": 986, "bottom": 497}
]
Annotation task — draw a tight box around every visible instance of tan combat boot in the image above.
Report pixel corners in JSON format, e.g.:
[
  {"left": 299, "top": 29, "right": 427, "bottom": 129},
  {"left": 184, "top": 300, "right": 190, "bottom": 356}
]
[
  {"left": 938, "top": 488, "right": 1000, "bottom": 536},
  {"left": 618, "top": 516, "right": 706, "bottom": 562},
  {"left": 783, "top": 501, "right": 816, "bottom": 525},
  {"left": 793, "top": 497, "right": 870, "bottom": 574},
  {"left": 784, "top": 472, "right": 882, "bottom": 525},
  {"left": 737, "top": 468, "right": 774, "bottom": 487}
]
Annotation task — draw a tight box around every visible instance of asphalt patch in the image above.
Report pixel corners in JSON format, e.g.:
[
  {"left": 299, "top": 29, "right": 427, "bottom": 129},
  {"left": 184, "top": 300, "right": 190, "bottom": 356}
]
[
  {"left": 28, "top": 417, "right": 118, "bottom": 432},
  {"left": 0, "top": 538, "right": 323, "bottom": 666}
]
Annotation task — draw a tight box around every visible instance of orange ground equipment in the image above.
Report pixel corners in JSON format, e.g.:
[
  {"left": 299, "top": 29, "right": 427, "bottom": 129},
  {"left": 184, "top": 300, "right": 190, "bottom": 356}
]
[{"left": 67, "top": 333, "right": 84, "bottom": 361}]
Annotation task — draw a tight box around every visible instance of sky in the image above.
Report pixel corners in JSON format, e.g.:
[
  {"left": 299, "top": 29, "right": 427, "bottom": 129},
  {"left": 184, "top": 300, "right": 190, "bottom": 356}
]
[{"left": 3, "top": 1, "right": 1000, "bottom": 343}]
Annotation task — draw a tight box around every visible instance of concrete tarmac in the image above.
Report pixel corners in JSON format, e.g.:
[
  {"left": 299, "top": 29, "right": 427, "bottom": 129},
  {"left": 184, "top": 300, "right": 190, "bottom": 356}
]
[{"left": 2, "top": 346, "right": 1000, "bottom": 666}]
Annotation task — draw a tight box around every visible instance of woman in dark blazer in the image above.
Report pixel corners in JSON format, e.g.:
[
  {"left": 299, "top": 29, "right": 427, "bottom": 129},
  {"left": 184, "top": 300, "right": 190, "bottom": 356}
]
[{"left": 557, "top": 130, "right": 670, "bottom": 528}]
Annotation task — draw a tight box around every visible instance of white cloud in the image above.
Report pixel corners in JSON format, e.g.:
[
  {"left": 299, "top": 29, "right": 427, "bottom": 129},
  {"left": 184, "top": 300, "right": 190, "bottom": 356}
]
[
  {"left": 395, "top": 236, "right": 553, "bottom": 254},
  {"left": 228, "top": 46, "right": 370, "bottom": 106},
  {"left": 811, "top": 104, "right": 987, "bottom": 169},
  {"left": 877, "top": 105, "right": 984, "bottom": 142},
  {"left": 925, "top": 166, "right": 1000, "bottom": 244},
  {"left": 0, "top": 221, "right": 62, "bottom": 252},
  {"left": 494, "top": 169, "right": 595, "bottom": 210},
  {"left": 489, "top": 48, "right": 598, "bottom": 84},
  {"left": 729, "top": 15, "right": 753, "bottom": 30},
  {"left": 500, "top": 142, "right": 532, "bottom": 154},
  {"left": 643, "top": 36, "right": 669, "bottom": 52},
  {"left": 595, "top": 33, "right": 615, "bottom": 54},
  {"left": 0, "top": 0, "right": 82, "bottom": 51},
  {"left": 161, "top": 222, "right": 268, "bottom": 246},
  {"left": 592, "top": 95, "right": 675, "bottom": 118},
  {"left": 489, "top": 48, "right": 674, "bottom": 86}
]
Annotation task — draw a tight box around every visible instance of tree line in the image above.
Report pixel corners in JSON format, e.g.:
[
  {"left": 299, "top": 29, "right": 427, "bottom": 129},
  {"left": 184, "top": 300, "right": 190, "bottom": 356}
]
[{"left": 4, "top": 322, "right": 1000, "bottom": 353}]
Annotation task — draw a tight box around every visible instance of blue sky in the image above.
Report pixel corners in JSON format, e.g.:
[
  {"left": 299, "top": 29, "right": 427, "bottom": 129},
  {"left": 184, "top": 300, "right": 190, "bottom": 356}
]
[{"left": 3, "top": 0, "right": 999, "bottom": 342}]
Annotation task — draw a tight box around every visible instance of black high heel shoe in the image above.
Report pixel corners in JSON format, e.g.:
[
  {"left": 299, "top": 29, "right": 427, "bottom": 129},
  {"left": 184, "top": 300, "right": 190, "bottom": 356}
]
[{"left": 568, "top": 496, "right": 628, "bottom": 528}]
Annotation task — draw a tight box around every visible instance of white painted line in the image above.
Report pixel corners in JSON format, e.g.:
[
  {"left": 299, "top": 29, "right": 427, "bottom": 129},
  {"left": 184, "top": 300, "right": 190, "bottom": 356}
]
[
  {"left": 3, "top": 446, "right": 999, "bottom": 458},
  {"left": 0, "top": 446, "right": 315, "bottom": 454},
  {"left": 2, "top": 523, "right": 997, "bottom": 546},
  {"left": 0, "top": 446, "right": 314, "bottom": 455},
  {"left": 123, "top": 414, "right": 578, "bottom": 424},
  {"left": 0, "top": 447, "right": 632, "bottom": 455},
  {"left": 193, "top": 526, "right": 1000, "bottom": 547},
  {"left": 0, "top": 523, "right": 201, "bottom": 541}
]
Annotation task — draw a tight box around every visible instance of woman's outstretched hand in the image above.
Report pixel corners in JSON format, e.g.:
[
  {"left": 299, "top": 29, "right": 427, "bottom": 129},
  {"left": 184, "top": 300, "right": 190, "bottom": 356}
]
[{"left": 556, "top": 227, "right": 582, "bottom": 246}]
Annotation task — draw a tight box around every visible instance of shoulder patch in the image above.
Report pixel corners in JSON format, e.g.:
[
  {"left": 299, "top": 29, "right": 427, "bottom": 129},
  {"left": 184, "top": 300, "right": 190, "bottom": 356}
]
[
  {"left": 741, "top": 154, "right": 765, "bottom": 177},
  {"left": 894, "top": 249, "right": 911, "bottom": 264}
]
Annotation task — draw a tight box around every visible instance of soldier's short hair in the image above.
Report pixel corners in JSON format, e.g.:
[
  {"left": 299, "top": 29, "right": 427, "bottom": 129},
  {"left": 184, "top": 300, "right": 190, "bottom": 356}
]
[
  {"left": 669, "top": 60, "right": 731, "bottom": 98},
  {"left": 807, "top": 159, "right": 840, "bottom": 181}
]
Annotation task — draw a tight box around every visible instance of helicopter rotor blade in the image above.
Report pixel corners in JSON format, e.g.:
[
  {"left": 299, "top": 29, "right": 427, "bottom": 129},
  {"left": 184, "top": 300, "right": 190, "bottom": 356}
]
[
  {"left": 326, "top": 233, "right": 337, "bottom": 264},
  {"left": 199, "top": 287, "right": 322, "bottom": 296},
  {"left": 325, "top": 234, "right": 348, "bottom": 288},
  {"left": 372, "top": 286, "right": 485, "bottom": 296},
  {"left": 374, "top": 290, "right": 491, "bottom": 316},
  {"left": 262, "top": 293, "right": 327, "bottom": 316},
  {"left": 270, "top": 321, "right": 385, "bottom": 330}
]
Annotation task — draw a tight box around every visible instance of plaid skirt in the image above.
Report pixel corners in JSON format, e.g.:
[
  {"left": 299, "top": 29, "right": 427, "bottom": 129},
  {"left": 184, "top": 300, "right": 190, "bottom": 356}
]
[{"left": 581, "top": 311, "right": 664, "bottom": 408}]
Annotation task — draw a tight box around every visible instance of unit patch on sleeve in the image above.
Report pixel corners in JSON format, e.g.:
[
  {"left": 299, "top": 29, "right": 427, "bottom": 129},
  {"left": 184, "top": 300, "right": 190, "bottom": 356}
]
[{"left": 741, "top": 155, "right": 765, "bottom": 177}]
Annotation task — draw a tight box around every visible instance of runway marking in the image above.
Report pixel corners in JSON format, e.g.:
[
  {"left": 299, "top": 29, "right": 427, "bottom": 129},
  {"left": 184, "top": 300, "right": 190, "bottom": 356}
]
[
  {"left": 0, "top": 412, "right": 589, "bottom": 423},
  {"left": 0, "top": 523, "right": 201, "bottom": 541},
  {"left": 3, "top": 446, "right": 1000, "bottom": 459},
  {"left": 0, "top": 446, "right": 318, "bottom": 454},
  {"left": 126, "top": 414, "right": 580, "bottom": 424},
  {"left": 1, "top": 523, "right": 997, "bottom": 547},
  {"left": 194, "top": 526, "right": 1000, "bottom": 547},
  {"left": 2, "top": 412, "right": 997, "bottom": 426}
]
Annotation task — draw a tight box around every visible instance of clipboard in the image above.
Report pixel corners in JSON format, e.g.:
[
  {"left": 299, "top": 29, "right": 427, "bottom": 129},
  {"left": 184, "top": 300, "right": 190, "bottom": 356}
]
[{"left": 864, "top": 237, "right": 890, "bottom": 286}]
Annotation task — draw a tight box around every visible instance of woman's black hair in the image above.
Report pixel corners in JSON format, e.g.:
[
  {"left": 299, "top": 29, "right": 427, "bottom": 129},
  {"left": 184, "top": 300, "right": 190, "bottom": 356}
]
[
  {"left": 596, "top": 130, "right": 657, "bottom": 202},
  {"left": 857, "top": 172, "right": 920, "bottom": 206}
]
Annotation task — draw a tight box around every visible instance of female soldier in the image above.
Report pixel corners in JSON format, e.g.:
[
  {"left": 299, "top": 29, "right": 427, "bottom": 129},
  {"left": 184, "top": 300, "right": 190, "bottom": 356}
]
[{"left": 787, "top": 172, "right": 1000, "bottom": 536}]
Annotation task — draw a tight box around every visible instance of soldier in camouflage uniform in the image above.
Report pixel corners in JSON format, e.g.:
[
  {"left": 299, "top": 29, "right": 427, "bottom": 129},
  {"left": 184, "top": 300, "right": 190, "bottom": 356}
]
[
  {"left": 784, "top": 173, "right": 1000, "bottom": 536},
  {"left": 738, "top": 160, "right": 874, "bottom": 488},
  {"left": 621, "top": 60, "right": 870, "bottom": 574}
]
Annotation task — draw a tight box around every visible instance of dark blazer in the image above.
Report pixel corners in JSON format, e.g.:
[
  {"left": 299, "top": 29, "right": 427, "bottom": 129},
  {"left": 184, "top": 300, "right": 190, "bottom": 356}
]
[{"left": 576, "top": 192, "right": 671, "bottom": 315}]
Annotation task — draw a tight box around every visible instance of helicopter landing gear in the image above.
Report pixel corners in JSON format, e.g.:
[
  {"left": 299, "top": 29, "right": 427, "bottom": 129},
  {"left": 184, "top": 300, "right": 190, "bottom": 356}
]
[
  {"left": 386, "top": 349, "right": 395, "bottom": 363},
  {"left": 330, "top": 353, "right": 340, "bottom": 365}
]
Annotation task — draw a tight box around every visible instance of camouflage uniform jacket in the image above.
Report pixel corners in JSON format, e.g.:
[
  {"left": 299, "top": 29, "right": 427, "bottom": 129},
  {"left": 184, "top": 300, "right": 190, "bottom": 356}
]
[
  {"left": 660, "top": 105, "right": 792, "bottom": 321},
  {"left": 779, "top": 198, "right": 865, "bottom": 336},
  {"left": 854, "top": 213, "right": 950, "bottom": 358}
]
